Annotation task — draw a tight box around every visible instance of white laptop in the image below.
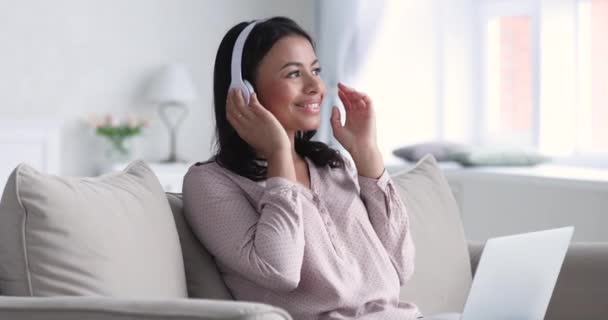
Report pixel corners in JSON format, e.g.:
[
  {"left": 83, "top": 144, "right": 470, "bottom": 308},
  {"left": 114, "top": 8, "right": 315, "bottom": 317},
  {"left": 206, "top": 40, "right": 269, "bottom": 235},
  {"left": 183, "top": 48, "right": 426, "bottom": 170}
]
[{"left": 426, "top": 227, "right": 574, "bottom": 320}]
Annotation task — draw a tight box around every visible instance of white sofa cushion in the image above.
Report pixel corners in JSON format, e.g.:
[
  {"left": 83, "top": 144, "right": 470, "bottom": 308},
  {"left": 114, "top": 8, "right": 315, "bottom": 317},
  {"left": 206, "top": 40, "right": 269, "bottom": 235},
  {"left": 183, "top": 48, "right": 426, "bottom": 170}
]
[
  {"left": 393, "top": 155, "right": 472, "bottom": 315},
  {"left": 0, "top": 161, "right": 187, "bottom": 298}
]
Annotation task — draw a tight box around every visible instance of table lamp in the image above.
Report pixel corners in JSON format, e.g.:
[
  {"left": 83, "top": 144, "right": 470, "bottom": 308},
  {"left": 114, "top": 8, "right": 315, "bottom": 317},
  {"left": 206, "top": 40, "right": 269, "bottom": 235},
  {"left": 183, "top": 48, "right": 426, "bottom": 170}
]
[{"left": 145, "top": 63, "right": 198, "bottom": 163}]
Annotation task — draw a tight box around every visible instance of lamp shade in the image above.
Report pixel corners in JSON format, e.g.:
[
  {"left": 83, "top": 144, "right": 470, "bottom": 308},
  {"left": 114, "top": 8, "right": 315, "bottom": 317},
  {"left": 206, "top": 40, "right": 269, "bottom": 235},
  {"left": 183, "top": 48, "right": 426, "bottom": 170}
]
[{"left": 144, "top": 63, "right": 198, "bottom": 104}]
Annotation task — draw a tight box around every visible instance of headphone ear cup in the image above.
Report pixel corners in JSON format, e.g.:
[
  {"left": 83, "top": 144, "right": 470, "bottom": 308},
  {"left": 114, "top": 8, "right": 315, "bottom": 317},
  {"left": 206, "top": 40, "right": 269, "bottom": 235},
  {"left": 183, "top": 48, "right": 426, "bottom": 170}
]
[
  {"left": 243, "top": 80, "right": 255, "bottom": 95},
  {"left": 236, "top": 80, "right": 254, "bottom": 105},
  {"left": 230, "top": 83, "right": 251, "bottom": 105}
]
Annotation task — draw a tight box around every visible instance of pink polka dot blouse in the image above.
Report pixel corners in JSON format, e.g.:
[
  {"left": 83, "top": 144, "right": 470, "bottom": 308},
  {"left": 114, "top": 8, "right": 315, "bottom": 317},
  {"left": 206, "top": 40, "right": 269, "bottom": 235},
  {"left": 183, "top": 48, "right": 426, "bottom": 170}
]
[{"left": 183, "top": 154, "right": 420, "bottom": 320}]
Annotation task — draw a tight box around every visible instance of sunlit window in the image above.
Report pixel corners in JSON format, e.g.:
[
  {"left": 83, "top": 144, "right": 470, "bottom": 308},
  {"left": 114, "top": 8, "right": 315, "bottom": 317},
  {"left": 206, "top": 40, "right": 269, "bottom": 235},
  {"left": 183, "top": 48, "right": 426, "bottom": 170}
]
[
  {"left": 365, "top": 0, "right": 607, "bottom": 164},
  {"left": 485, "top": 16, "right": 534, "bottom": 145},
  {"left": 577, "top": 0, "right": 608, "bottom": 153}
]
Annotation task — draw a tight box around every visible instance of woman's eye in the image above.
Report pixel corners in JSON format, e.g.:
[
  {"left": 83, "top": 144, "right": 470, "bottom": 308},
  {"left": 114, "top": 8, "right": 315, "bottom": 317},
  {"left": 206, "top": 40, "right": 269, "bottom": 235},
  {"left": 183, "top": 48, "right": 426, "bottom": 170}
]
[
  {"left": 287, "top": 70, "right": 300, "bottom": 78},
  {"left": 313, "top": 67, "right": 322, "bottom": 75}
]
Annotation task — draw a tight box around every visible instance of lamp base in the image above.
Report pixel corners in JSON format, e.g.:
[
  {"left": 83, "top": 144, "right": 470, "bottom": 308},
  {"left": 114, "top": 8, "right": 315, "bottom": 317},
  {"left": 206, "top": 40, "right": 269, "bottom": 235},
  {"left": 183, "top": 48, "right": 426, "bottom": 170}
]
[
  {"left": 158, "top": 102, "right": 189, "bottom": 165},
  {"left": 159, "top": 156, "right": 188, "bottom": 164}
]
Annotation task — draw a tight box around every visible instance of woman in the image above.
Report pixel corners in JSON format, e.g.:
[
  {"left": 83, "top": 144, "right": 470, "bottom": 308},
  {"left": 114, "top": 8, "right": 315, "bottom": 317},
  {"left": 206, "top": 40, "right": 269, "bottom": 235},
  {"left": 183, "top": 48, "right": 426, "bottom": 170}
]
[{"left": 183, "top": 17, "right": 421, "bottom": 320}]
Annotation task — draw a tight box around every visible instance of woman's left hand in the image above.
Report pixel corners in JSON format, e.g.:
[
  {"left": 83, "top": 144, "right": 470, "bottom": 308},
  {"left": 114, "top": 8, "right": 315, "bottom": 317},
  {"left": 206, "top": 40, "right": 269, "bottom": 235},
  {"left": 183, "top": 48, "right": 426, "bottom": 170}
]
[
  {"left": 331, "top": 82, "right": 378, "bottom": 155},
  {"left": 331, "top": 82, "right": 384, "bottom": 178}
]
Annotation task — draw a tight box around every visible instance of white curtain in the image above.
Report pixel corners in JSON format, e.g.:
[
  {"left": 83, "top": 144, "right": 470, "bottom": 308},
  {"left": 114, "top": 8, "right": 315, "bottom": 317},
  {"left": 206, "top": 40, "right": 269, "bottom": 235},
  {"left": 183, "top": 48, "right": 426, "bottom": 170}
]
[
  {"left": 538, "top": 0, "right": 579, "bottom": 156},
  {"left": 313, "top": 0, "right": 387, "bottom": 148}
]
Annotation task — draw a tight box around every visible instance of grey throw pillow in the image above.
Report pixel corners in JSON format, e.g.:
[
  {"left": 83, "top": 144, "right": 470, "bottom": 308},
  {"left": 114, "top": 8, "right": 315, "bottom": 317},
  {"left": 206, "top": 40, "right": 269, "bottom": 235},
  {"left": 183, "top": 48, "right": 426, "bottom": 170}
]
[
  {"left": 0, "top": 161, "right": 188, "bottom": 298},
  {"left": 393, "top": 141, "right": 469, "bottom": 162},
  {"left": 448, "top": 148, "right": 550, "bottom": 167}
]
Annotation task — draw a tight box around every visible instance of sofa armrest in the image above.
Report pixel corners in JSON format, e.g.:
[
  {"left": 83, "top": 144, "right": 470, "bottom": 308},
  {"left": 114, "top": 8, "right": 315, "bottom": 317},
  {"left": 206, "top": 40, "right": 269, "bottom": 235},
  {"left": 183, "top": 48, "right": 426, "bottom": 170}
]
[
  {"left": 0, "top": 297, "right": 292, "bottom": 320},
  {"left": 468, "top": 241, "right": 608, "bottom": 320},
  {"left": 545, "top": 242, "right": 608, "bottom": 320}
]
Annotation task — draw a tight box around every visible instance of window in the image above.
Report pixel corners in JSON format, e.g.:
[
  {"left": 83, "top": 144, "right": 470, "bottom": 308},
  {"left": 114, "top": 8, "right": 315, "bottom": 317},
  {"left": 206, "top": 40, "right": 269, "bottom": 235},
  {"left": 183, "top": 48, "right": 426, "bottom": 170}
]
[
  {"left": 361, "top": 0, "right": 607, "bottom": 165},
  {"left": 484, "top": 15, "right": 535, "bottom": 146},
  {"left": 478, "top": 0, "right": 607, "bottom": 161},
  {"left": 577, "top": 0, "right": 608, "bottom": 153},
  {"left": 478, "top": 0, "right": 539, "bottom": 148}
]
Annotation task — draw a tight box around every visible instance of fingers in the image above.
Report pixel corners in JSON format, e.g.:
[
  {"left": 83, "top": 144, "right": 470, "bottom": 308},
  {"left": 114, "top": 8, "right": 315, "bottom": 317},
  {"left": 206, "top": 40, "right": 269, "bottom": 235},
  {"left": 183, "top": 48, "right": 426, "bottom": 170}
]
[
  {"left": 248, "top": 92, "right": 266, "bottom": 116},
  {"left": 337, "top": 82, "right": 354, "bottom": 93},
  {"left": 357, "top": 93, "right": 372, "bottom": 110},
  {"left": 248, "top": 92, "right": 278, "bottom": 124},
  {"left": 232, "top": 89, "right": 255, "bottom": 119},
  {"left": 225, "top": 90, "right": 240, "bottom": 124},
  {"left": 338, "top": 90, "right": 353, "bottom": 111},
  {"left": 331, "top": 106, "right": 342, "bottom": 126},
  {"left": 226, "top": 89, "right": 255, "bottom": 128},
  {"left": 338, "top": 82, "right": 372, "bottom": 111},
  {"left": 330, "top": 106, "right": 344, "bottom": 138},
  {"left": 338, "top": 82, "right": 362, "bottom": 106}
]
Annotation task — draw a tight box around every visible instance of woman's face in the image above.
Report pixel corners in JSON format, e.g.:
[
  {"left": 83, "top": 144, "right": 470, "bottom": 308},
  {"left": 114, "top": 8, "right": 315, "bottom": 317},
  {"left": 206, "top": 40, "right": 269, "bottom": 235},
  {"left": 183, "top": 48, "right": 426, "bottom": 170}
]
[{"left": 254, "top": 35, "right": 325, "bottom": 134}]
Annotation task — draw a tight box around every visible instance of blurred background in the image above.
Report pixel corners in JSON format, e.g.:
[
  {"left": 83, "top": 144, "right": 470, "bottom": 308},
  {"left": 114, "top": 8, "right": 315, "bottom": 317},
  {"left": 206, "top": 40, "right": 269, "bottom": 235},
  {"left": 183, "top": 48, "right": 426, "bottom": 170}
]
[
  {"left": 0, "top": 0, "right": 312, "bottom": 175},
  {"left": 1, "top": 0, "right": 606, "bottom": 173},
  {"left": 0, "top": 0, "right": 606, "bottom": 241}
]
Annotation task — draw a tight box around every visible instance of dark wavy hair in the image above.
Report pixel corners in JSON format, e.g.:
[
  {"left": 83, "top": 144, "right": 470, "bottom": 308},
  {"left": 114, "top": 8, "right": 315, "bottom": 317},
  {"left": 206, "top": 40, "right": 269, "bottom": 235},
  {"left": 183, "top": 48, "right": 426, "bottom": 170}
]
[{"left": 212, "top": 16, "right": 344, "bottom": 181}]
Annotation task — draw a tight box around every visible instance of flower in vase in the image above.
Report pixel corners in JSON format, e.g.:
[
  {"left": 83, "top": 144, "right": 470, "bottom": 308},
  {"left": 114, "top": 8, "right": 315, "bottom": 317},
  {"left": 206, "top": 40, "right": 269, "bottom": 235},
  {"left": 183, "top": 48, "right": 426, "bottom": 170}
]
[{"left": 87, "top": 113, "right": 150, "bottom": 157}]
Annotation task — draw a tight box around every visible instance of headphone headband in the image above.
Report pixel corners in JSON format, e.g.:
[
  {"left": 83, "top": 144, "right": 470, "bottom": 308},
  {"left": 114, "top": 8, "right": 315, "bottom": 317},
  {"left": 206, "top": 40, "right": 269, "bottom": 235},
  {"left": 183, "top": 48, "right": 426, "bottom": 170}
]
[{"left": 229, "top": 20, "right": 265, "bottom": 104}]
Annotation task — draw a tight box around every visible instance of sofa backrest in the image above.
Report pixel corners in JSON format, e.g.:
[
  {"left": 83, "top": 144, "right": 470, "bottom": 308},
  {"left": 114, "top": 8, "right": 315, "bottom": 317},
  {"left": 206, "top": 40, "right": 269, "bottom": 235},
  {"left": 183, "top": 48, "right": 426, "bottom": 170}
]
[
  {"left": 392, "top": 155, "right": 472, "bottom": 315},
  {"left": 166, "top": 193, "right": 233, "bottom": 300}
]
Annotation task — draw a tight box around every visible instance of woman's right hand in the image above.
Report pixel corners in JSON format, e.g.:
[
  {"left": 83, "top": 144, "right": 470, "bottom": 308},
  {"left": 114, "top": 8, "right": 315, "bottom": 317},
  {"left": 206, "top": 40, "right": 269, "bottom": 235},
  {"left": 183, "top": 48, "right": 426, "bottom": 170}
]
[{"left": 226, "top": 89, "right": 291, "bottom": 159}]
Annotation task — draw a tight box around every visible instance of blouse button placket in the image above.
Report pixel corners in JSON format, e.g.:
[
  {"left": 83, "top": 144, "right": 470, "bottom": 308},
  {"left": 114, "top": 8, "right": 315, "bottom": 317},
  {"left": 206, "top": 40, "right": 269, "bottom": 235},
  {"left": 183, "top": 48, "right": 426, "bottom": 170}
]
[
  {"left": 317, "top": 197, "right": 341, "bottom": 248},
  {"left": 313, "top": 193, "right": 342, "bottom": 252}
]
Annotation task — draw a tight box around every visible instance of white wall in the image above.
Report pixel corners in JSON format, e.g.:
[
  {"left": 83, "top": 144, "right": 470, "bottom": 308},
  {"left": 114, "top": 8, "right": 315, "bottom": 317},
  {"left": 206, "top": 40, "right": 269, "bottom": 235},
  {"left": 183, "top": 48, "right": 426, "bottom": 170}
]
[{"left": 0, "top": 0, "right": 314, "bottom": 176}]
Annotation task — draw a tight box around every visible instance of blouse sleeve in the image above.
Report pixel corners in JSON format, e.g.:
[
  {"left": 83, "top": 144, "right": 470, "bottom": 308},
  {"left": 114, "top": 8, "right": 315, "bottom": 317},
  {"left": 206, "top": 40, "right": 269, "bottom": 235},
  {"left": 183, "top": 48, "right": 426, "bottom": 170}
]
[
  {"left": 343, "top": 154, "right": 415, "bottom": 285},
  {"left": 183, "top": 166, "right": 307, "bottom": 292}
]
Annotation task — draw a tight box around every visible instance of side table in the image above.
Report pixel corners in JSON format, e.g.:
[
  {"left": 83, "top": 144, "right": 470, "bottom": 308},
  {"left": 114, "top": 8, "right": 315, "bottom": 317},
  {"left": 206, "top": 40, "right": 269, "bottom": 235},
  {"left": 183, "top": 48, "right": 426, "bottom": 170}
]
[{"left": 112, "top": 161, "right": 191, "bottom": 193}]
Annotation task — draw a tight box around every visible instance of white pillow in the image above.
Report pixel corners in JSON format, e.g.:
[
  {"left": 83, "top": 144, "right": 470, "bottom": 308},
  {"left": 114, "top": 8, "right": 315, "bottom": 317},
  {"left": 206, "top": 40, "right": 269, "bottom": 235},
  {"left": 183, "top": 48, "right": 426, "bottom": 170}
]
[
  {"left": 0, "top": 161, "right": 187, "bottom": 298},
  {"left": 393, "top": 155, "right": 472, "bottom": 315}
]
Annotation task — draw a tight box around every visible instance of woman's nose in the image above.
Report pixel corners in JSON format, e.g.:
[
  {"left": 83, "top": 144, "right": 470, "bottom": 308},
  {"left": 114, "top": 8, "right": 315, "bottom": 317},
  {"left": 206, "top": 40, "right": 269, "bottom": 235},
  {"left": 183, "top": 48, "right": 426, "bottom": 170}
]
[{"left": 305, "top": 73, "right": 323, "bottom": 94}]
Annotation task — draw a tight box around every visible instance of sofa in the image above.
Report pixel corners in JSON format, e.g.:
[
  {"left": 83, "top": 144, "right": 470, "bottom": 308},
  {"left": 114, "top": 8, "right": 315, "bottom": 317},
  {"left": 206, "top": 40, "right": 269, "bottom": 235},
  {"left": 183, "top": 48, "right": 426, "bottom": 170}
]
[{"left": 0, "top": 156, "right": 606, "bottom": 320}]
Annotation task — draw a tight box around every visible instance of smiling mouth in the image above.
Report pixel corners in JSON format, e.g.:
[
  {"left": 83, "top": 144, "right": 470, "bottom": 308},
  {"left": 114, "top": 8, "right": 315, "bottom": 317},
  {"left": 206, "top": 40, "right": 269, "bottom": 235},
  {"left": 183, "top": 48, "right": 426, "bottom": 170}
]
[{"left": 295, "top": 103, "right": 320, "bottom": 111}]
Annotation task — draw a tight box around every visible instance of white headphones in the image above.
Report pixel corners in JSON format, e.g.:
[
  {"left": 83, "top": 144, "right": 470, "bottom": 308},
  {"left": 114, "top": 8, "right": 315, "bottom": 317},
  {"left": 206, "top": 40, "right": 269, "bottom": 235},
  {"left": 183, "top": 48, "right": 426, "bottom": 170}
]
[{"left": 229, "top": 20, "right": 263, "bottom": 105}]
